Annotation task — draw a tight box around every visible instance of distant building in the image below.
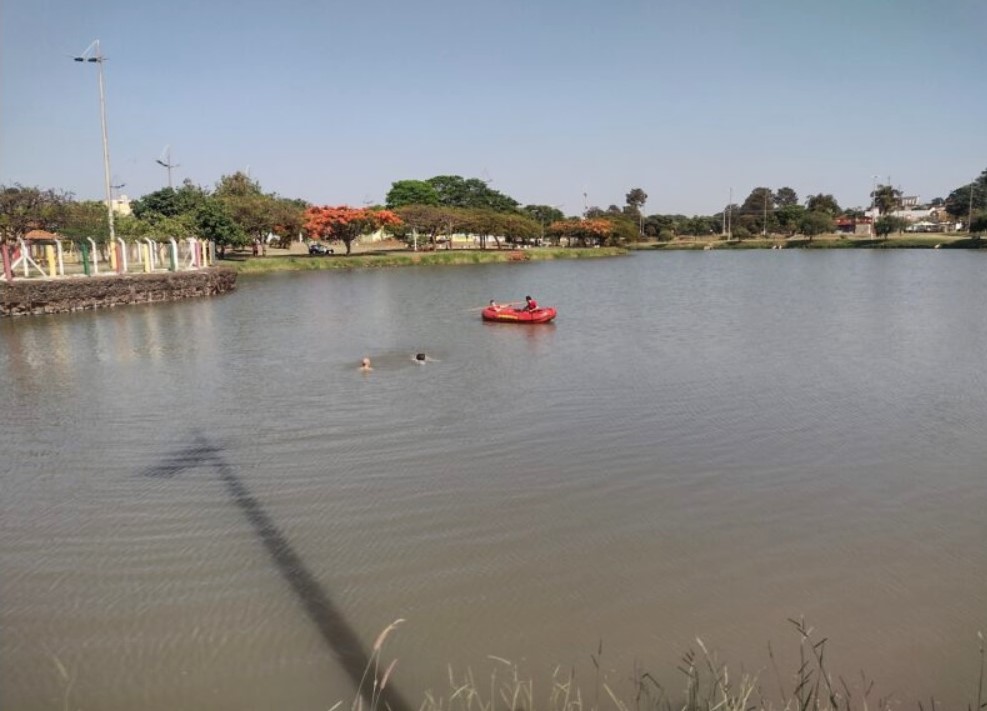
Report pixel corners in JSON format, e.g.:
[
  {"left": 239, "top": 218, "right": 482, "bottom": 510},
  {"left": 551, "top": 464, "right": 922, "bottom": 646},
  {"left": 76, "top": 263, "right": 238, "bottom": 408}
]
[
  {"left": 835, "top": 216, "right": 874, "bottom": 235},
  {"left": 109, "top": 194, "right": 132, "bottom": 216}
]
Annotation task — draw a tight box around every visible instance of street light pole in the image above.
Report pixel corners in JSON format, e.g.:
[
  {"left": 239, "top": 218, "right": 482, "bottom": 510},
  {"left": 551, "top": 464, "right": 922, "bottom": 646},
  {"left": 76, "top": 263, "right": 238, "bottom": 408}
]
[
  {"left": 156, "top": 146, "right": 180, "bottom": 189},
  {"left": 75, "top": 40, "right": 115, "bottom": 243},
  {"left": 762, "top": 191, "right": 768, "bottom": 236}
]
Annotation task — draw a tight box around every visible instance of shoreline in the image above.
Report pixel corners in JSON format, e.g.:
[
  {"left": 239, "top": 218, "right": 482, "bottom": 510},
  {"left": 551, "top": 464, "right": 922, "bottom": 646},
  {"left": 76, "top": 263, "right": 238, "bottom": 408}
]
[
  {"left": 0, "top": 267, "right": 237, "bottom": 317},
  {"left": 223, "top": 246, "right": 629, "bottom": 274},
  {"left": 631, "top": 233, "right": 985, "bottom": 250}
]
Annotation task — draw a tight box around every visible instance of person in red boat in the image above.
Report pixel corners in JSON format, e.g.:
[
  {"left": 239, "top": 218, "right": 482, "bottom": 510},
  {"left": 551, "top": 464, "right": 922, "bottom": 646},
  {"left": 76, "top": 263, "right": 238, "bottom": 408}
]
[{"left": 523, "top": 295, "right": 538, "bottom": 312}]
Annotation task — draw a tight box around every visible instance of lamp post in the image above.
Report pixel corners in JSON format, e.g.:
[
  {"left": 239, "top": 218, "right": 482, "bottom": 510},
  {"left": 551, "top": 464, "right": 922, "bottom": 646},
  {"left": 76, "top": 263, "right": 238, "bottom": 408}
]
[
  {"left": 74, "top": 40, "right": 115, "bottom": 243},
  {"left": 156, "top": 146, "right": 179, "bottom": 189}
]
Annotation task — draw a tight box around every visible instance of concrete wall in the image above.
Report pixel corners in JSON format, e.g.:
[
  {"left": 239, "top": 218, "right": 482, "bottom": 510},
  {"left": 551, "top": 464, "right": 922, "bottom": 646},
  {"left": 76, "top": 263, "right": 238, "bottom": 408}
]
[{"left": 1, "top": 267, "right": 237, "bottom": 317}]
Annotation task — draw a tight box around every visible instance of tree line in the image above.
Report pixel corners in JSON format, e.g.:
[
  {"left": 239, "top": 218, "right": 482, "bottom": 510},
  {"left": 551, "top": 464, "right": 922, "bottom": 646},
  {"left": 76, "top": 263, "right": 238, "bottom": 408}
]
[{"left": 3, "top": 168, "right": 986, "bottom": 253}]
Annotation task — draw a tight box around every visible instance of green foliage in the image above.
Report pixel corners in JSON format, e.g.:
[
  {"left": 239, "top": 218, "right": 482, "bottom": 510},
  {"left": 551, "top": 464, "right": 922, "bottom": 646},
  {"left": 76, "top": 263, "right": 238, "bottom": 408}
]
[
  {"left": 522, "top": 204, "right": 565, "bottom": 226},
  {"left": 805, "top": 193, "right": 842, "bottom": 216},
  {"left": 625, "top": 187, "right": 647, "bottom": 214},
  {"left": 385, "top": 180, "right": 439, "bottom": 208},
  {"left": 775, "top": 204, "right": 806, "bottom": 236},
  {"left": 131, "top": 181, "right": 208, "bottom": 220},
  {"left": 968, "top": 210, "right": 987, "bottom": 233},
  {"left": 426, "top": 175, "right": 519, "bottom": 212},
  {"left": 60, "top": 200, "right": 110, "bottom": 241},
  {"left": 604, "top": 215, "right": 639, "bottom": 245},
  {"left": 870, "top": 184, "right": 902, "bottom": 215},
  {"left": 944, "top": 170, "right": 987, "bottom": 220},
  {"left": 874, "top": 215, "right": 908, "bottom": 238},
  {"left": 774, "top": 186, "right": 798, "bottom": 207},
  {"left": 195, "top": 199, "right": 247, "bottom": 247},
  {"left": 676, "top": 215, "right": 717, "bottom": 236},
  {"left": 394, "top": 204, "right": 461, "bottom": 247},
  {"left": 800, "top": 210, "right": 835, "bottom": 239},
  {"left": 0, "top": 184, "right": 72, "bottom": 244},
  {"left": 141, "top": 213, "right": 197, "bottom": 240}
]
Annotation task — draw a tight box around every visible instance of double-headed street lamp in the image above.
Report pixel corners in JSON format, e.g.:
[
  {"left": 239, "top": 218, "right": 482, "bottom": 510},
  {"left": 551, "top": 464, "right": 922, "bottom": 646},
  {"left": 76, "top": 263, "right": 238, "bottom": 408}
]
[{"left": 74, "top": 40, "right": 115, "bottom": 243}]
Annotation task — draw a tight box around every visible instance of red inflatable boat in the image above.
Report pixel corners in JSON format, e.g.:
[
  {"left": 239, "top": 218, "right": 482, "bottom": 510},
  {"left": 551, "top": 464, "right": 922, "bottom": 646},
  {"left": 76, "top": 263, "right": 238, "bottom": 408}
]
[{"left": 481, "top": 306, "right": 557, "bottom": 324}]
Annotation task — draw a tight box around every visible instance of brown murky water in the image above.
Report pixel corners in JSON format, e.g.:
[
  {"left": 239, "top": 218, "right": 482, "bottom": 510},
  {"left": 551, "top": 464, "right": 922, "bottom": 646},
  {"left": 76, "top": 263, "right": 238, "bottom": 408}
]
[{"left": 2, "top": 251, "right": 986, "bottom": 709}]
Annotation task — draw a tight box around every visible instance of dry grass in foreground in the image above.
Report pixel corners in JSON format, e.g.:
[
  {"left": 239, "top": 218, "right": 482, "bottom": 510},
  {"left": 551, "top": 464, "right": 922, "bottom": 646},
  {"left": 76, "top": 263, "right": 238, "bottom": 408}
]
[{"left": 350, "top": 618, "right": 986, "bottom": 711}]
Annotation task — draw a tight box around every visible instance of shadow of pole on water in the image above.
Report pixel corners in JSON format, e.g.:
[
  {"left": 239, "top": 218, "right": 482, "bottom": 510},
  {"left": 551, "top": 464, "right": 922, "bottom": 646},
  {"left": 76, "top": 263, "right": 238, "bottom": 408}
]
[{"left": 142, "top": 432, "right": 412, "bottom": 711}]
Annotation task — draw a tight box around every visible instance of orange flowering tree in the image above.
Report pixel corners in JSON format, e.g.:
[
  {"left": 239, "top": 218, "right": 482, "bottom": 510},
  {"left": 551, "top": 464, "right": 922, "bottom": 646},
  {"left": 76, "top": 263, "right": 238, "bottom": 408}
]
[
  {"left": 546, "top": 217, "right": 614, "bottom": 247},
  {"left": 303, "top": 205, "right": 403, "bottom": 255}
]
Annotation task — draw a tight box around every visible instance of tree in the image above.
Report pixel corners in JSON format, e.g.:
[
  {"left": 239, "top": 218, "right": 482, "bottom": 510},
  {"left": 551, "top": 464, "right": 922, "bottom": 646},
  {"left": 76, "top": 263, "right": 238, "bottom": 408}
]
[
  {"left": 195, "top": 199, "right": 246, "bottom": 256},
  {"left": 269, "top": 197, "right": 307, "bottom": 247},
  {"left": 131, "top": 182, "right": 208, "bottom": 220},
  {"left": 522, "top": 204, "right": 565, "bottom": 240},
  {"left": 775, "top": 187, "right": 799, "bottom": 207},
  {"left": 740, "top": 187, "right": 775, "bottom": 235},
  {"left": 874, "top": 215, "right": 908, "bottom": 239},
  {"left": 426, "top": 175, "right": 518, "bottom": 212},
  {"left": 303, "top": 206, "right": 402, "bottom": 255},
  {"left": 805, "top": 193, "right": 842, "bottom": 216},
  {"left": 547, "top": 218, "right": 613, "bottom": 247},
  {"left": 775, "top": 204, "right": 806, "bottom": 236},
  {"left": 0, "top": 184, "right": 71, "bottom": 245},
  {"left": 213, "top": 172, "right": 276, "bottom": 241},
  {"left": 394, "top": 205, "right": 461, "bottom": 249},
  {"left": 970, "top": 210, "right": 987, "bottom": 234},
  {"left": 800, "top": 211, "right": 834, "bottom": 240},
  {"left": 61, "top": 200, "right": 111, "bottom": 241},
  {"left": 944, "top": 169, "right": 987, "bottom": 222},
  {"left": 385, "top": 180, "right": 439, "bottom": 209},
  {"left": 625, "top": 188, "right": 647, "bottom": 214},
  {"left": 871, "top": 184, "right": 902, "bottom": 215}
]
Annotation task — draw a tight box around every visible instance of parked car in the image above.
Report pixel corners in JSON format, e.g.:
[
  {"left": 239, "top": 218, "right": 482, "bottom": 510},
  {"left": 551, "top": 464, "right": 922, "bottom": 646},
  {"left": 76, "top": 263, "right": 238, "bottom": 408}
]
[{"left": 308, "top": 242, "right": 334, "bottom": 255}]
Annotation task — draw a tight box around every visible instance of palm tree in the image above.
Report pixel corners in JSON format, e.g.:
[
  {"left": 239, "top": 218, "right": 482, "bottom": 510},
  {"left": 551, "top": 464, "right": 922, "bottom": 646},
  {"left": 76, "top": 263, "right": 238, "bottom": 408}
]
[{"left": 870, "top": 184, "right": 902, "bottom": 215}]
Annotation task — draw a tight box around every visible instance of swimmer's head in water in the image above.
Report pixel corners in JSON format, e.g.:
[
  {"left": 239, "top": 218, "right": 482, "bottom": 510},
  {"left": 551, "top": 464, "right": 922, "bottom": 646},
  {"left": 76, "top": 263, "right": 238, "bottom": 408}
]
[{"left": 415, "top": 353, "right": 426, "bottom": 361}]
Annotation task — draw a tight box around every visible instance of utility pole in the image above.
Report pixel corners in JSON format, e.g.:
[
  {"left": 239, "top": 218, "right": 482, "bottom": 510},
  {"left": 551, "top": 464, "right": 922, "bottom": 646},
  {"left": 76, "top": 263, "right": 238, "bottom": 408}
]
[
  {"left": 762, "top": 190, "right": 768, "bottom": 236},
  {"left": 74, "top": 40, "right": 115, "bottom": 243},
  {"left": 727, "top": 187, "right": 733, "bottom": 239},
  {"left": 156, "top": 146, "right": 180, "bottom": 189}
]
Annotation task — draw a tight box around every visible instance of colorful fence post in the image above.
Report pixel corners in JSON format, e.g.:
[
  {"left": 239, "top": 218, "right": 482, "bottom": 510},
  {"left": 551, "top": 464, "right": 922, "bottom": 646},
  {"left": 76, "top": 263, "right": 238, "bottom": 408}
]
[
  {"left": 116, "top": 238, "right": 127, "bottom": 274},
  {"left": 55, "top": 240, "right": 65, "bottom": 277},
  {"left": 168, "top": 238, "right": 178, "bottom": 272},
  {"left": 79, "top": 241, "right": 91, "bottom": 276},
  {"left": 187, "top": 238, "right": 199, "bottom": 269},
  {"left": 141, "top": 243, "right": 151, "bottom": 273},
  {"left": 145, "top": 238, "right": 156, "bottom": 271},
  {"left": 45, "top": 244, "right": 56, "bottom": 277},
  {"left": 87, "top": 238, "right": 99, "bottom": 275},
  {"left": 1, "top": 243, "right": 12, "bottom": 281}
]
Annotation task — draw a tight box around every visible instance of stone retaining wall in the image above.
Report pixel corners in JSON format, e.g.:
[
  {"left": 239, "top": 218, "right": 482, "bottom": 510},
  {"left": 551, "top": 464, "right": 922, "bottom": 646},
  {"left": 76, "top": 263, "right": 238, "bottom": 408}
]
[{"left": 0, "top": 268, "right": 237, "bottom": 317}]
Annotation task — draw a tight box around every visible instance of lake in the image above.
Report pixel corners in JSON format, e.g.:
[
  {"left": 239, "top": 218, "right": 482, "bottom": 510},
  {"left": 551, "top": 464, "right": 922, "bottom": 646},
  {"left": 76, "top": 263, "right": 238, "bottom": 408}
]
[{"left": 2, "top": 250, "right": 986, "bottom": 709}]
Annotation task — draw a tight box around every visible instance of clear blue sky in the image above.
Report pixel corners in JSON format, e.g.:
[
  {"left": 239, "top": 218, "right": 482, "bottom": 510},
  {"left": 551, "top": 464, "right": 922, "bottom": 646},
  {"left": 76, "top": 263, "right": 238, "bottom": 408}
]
[{"left": 2, "top": 0, "right": 985, "bottom": 216}]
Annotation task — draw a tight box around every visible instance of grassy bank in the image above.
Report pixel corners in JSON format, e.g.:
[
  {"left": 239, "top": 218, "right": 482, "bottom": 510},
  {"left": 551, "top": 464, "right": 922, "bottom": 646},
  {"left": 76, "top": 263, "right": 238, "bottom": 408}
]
[
  {"left": 224, "top": 247, "right": 628, "bottom": 274},
  {"left": 631, "top": 234, "right": 986, "bottom": 251}
]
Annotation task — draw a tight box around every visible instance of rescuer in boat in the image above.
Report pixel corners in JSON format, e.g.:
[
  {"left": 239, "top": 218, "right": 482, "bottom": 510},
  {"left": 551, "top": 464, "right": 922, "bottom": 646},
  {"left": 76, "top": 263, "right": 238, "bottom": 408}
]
[{"left": 521, "top": 295, "right": 538, "bottom": 312}]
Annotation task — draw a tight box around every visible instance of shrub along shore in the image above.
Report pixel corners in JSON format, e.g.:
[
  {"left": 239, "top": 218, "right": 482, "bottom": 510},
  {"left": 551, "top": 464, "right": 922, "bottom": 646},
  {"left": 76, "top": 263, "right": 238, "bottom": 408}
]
[
  {"left": 219, "top": 232, "right": 987, "bottom": 276},
  {"left": 225, "top": 246, "right": 628, "bottom": 274}
]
